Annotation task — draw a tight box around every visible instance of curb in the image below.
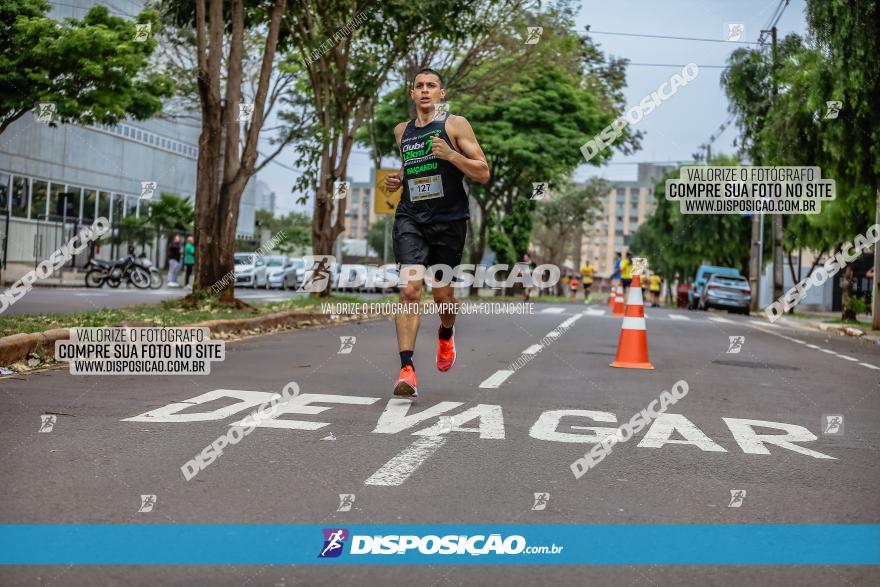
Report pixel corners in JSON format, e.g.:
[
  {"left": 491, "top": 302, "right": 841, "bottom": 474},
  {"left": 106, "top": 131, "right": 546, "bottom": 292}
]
[
  {"left": 0, "top": 309, "right": 385, "bottom": 368},
  {"left": 775, "top": 317, "right": 879, "bottom": 343},
  {"left": 1, "top": 281, "right": 86, "bottom": 289}
]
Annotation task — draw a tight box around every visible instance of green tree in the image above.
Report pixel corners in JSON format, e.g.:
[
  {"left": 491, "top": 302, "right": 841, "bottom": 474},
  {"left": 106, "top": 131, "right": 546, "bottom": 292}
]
[
  {"left": 532, "top": 178, "right": 607, "bottom": 293},
  {"left": 146, "top": 193, "right": 194, "bottom": 233},
  {"left": 160, "top": 0, "right": 288, "bottom": 305},
  {"left": 723, "top": 1, "right": 879, "bottom": 320},
  {"left": 0, "top": 0, "right": 172, "bottom": 134},
  {"left": 254, "top": 209, "right": 312, "bottom": 254},
  {"left": 366, "top": 216, "right": 392, "bottom": 262}
]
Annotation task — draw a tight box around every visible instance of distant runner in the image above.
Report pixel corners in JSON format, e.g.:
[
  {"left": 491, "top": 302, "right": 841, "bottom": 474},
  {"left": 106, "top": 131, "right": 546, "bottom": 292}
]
[
  {"left": 522, "top": 252, "right": 536, "bottom": 301},
  {"left": 620, "top": 252, "right": 633, "bottom": 295},
  {"left": 580, "top": 261, "right": 594, "bottom": 304},
  {"left": 649, "top": 273, "right": 663, "bottom": 307},
  {"left": 384, "top": 68, "right": 490, "bottom": 397}
]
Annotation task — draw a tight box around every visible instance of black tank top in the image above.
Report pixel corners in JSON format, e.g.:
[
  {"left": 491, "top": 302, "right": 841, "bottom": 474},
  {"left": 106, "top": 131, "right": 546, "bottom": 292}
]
[{"left": 396, "top": 113, "right": 470, "bottom": 224}]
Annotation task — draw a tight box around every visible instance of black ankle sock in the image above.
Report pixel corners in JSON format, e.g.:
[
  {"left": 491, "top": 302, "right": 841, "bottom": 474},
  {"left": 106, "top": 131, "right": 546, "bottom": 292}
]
[
  {"left": 400, "top": 350, "right": 414, "bottom": 369},
  {"left": 438, "top": 325, "right": 454, "bottom": 340}
]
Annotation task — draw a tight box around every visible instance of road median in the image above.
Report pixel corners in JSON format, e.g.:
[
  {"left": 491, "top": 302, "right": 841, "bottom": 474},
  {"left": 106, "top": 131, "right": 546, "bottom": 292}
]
[{"left": 0, "top": 295, "right": 390, "bottom": 372}]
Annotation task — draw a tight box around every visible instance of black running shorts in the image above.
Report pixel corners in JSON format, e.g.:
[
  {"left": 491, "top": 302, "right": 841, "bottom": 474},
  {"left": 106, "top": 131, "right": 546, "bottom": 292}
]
[{"left": 392, "top": 215, "right": 467, "bottom": 269}]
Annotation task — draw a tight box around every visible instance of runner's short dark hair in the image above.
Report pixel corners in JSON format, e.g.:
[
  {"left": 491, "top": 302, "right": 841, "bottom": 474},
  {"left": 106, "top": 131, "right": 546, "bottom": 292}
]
[{"left": 413, "top": 68, "right": 444, "bottom": 88}]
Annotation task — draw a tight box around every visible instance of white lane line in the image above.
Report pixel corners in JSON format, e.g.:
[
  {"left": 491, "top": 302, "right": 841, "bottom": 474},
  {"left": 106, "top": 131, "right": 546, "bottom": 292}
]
[
  {"left": 364, "top": 436, "right": 447, "bottom": 486},
  {"left": 748, "top": 319, "right": 777, "bottom": 327},
  {"left": 74, "top": 293, "right": 107, "bottom": 296},
  {"left": 585, "top": 308, "right": 606, "bottom": 316},
  {"left": 540, "top": 307, "right": 566, "bottom": 314},
  {"left": 522, "top": 344, "right": 543, "bottom": 355},
  {"left": 708, "top": 316, "right": 734, "bottom": 324},
  {"left": 749, "top": 321, "right": 878, "bottom": 371},
  {"left": 668, "top": 314, "right": 690, "bottom": 320},
  {"left": 479, "top": 370, "right": 514, "bottom": 389}
]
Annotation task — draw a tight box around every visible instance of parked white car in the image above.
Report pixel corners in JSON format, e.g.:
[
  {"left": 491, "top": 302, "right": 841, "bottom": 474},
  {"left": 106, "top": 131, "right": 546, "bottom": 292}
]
[
  {"left": 337, "top": 264, "right": 370, "bottom": 292},
  {"left": 265, "top": 255, "right": 298, "bottom": 289},
  {"left": 234, "top": 252, "right": 268, "bottom": 288},
  {"left": 289, "top": 258, "right": 306, "bottom": 286}
]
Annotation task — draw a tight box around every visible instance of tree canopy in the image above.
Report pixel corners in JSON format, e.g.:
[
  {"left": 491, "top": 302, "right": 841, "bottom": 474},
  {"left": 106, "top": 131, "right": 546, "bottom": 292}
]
[{"left": 0, "top": 0, "right": 172, "bottom": 134}]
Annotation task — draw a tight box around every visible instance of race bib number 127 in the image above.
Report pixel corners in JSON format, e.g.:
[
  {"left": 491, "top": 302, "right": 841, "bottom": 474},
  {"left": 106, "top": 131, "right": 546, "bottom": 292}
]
[{"left": 408, "top": 174, "right": 445, "bottom": 202}]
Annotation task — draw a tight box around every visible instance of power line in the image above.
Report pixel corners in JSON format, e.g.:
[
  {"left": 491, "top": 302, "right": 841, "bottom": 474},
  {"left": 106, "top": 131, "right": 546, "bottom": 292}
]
[
  {"left": 587, "top": 29, "right": 760, "bottom": 45},
  {"left": 695, "top": 0, "right": 791, "bottom": 160},
  {"left": 628, "top": 62, "right": 729, "bottom": 69}
]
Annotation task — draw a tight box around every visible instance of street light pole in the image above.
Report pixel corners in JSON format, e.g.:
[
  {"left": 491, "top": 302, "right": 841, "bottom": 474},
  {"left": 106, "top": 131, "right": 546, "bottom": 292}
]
[{"left": 873, "top": 188, "right": 880, "bottom": 330}]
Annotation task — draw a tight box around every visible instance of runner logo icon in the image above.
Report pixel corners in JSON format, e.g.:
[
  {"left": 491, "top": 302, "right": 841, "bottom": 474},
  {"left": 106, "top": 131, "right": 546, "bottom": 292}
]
[{"left": 319, "top": 528, "right": 349, "bottom": 558}]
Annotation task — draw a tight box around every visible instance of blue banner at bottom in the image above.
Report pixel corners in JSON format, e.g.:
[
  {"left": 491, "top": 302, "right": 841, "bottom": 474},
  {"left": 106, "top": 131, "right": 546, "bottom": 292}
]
[{"left": 1, "top": 524, "right": 878, "bottom": 565}]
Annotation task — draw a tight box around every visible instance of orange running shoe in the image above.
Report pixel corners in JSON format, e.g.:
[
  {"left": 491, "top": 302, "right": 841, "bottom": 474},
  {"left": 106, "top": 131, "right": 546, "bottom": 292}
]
[
  {"left": 393, "top": 365, "right": 418, "bottom": 397},
  {"left": 436, "top": 327, "right": 456, "bottom": 372}
]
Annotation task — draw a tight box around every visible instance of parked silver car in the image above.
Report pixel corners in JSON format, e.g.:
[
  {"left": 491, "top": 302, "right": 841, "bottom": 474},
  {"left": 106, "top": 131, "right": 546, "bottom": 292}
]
[
  {"left": 698, "top": 273, "right": 751, "bottom": 314},
  {"left": 265, "top": 255, "right": 298, "bottom": 289},
  {"left": 234, "top": 253, "right": 268, "bottom": 288}
]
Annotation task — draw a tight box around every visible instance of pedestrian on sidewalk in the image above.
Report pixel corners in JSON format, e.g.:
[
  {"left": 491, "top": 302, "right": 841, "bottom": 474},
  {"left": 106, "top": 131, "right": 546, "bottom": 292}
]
[
  {"left": 183, "top": 235, "right": 196, "bottom": 287},
  {"left": 167, "top": 235, "right": 182, "bottom": 287}
]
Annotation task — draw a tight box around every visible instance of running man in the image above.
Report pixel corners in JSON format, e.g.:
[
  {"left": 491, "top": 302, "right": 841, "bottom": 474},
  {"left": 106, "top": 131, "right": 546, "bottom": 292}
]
[
  {"left": 580, "top": 261, "right": 594, "bottom": 304},
  {"left": 385, "top": 68, "right": 490, "bottom": 397},
  {"left": 620, "top": 251, "right": 633, "bottom": 296}
]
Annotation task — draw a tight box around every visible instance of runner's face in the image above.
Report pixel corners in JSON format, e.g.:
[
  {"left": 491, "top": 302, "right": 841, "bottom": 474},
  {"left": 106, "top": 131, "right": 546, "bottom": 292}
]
[{"left": 411, "top": 74, "right": 445, "bottom": 112}]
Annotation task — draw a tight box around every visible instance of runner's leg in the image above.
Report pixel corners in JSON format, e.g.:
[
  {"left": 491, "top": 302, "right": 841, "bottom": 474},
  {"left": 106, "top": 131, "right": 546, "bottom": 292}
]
[
  {"left": 391, "top": 216, "right": 430, "bottom": 396},
  {"left": 425, "top": 220, "right": 466, "bottom": 372}
]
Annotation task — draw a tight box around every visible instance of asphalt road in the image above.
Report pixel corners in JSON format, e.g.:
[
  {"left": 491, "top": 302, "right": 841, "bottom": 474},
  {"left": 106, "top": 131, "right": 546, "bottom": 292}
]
[{"left": 1, "top": 303, "right": 878, "bottom": 585}]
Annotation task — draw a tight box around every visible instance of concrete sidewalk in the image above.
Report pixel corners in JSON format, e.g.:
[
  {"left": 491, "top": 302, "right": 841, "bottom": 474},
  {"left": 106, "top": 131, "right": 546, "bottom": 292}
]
[{"left": 1, "top": 262, "right": 87, "bottom": 288}]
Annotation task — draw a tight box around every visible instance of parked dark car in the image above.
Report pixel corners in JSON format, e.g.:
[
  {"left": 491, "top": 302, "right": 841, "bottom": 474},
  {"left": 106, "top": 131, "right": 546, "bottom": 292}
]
[{"left": 697, "top": 273, "right": 751, "bottom": 314}]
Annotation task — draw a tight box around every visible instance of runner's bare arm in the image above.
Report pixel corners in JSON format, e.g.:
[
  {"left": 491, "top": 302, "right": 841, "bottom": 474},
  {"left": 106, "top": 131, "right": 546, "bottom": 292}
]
[
  {"left": 385, "top": 122, "right": 407, "bottom": 192},
  {"left": 434, "top": 115, "right": 490, "bottom": 184}
]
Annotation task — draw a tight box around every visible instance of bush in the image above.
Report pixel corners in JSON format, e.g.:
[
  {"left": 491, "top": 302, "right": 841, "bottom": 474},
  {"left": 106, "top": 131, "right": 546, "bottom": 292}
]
[{"left": 846, "top": 296, "right": 868, "bottom": 316}]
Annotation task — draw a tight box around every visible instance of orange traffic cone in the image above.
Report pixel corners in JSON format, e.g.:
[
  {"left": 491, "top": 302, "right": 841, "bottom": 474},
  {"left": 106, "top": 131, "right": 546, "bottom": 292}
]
[
  {"left": 611, "top": 283, "right": 625, "bottom": 317},
  {"left": 610, "top": 274, "right": 654, "bottom": 369},
  {"left": 608, "top": 282, "right": 616, "bottom": 307}
]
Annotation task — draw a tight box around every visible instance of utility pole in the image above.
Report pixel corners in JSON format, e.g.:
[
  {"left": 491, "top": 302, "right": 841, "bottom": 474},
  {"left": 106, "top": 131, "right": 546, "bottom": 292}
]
[
  {"left": 768, "top": 25, "right": 785, "bottom": 304},
  {"left": 749, "top": 213, "right": 761, "bottom": 311},
  {"left": 873, "top": 188, "right": 880, "bottom": 330}
]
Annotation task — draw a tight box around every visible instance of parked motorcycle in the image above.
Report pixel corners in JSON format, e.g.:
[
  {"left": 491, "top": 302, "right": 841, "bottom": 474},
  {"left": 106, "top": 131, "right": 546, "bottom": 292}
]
[
  {"left": 84, "top": 246, "right": 152, "bottom": 289},
  {"left": 137, "top": 253, "right": 164, "bottom": 289}
]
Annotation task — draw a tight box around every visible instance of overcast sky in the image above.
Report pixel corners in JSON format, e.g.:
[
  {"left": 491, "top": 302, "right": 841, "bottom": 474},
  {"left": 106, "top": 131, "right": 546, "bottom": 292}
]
[{"left": 260, "top": 0, "right": 808, "bottom": 215}]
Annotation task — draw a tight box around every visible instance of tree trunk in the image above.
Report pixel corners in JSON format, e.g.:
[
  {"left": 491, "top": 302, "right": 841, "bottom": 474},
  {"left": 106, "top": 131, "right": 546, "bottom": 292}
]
[
  {"left": 841, "top": 262, "right": 856, "bottom": 321},
  {"left": 192, "top": 0, "right": 286, "bottom": 304}
]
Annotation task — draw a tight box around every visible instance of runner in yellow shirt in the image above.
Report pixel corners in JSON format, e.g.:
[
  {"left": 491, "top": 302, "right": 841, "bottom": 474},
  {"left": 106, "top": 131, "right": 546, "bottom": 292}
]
[
  {"left": 620, "top": 252, "right": 633, "bottom": 295},
  {"left": 649, "top": 273, "right": 663, "bottom": 307},
  {"left": 580, "top": 262, "right": 594, "bottom": 304}
]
